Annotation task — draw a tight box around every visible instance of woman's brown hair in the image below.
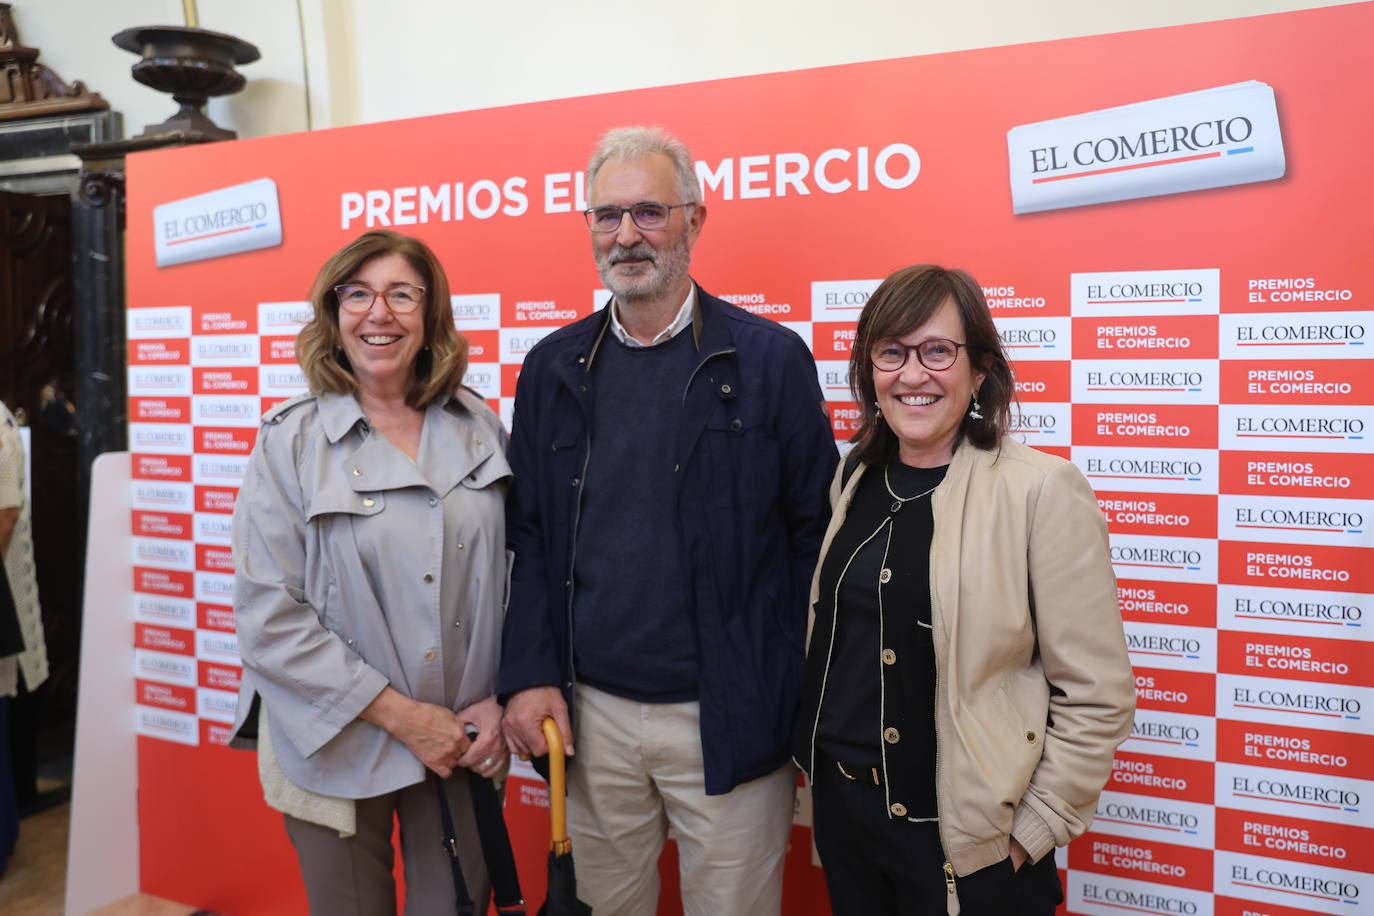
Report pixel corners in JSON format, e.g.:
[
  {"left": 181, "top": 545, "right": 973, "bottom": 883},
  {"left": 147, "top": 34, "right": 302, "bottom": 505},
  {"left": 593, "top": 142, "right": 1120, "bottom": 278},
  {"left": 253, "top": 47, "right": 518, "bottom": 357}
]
[{"left": 296, "top": 230, "right": 467, "bottom": 409}]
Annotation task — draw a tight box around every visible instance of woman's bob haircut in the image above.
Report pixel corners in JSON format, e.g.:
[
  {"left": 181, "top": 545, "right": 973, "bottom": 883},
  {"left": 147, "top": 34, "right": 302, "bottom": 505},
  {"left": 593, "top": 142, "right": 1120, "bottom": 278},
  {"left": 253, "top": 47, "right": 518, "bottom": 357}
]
[
  {"left": 296, "top": 230, "right": 467, "bottom": 409},
  {"left": 847, "top": 264, "right": 1014, "bottom": 466}
]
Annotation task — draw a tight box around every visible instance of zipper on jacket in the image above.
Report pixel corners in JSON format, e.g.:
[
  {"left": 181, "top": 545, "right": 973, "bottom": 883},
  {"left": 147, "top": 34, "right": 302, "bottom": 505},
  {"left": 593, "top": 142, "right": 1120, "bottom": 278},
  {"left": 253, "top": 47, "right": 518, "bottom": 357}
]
[
  {"left": 942, "top": 861, "right": 960, "bottom": 916},
  {"left": 561, "top": 423, "right": 594, "bottom": 706}
]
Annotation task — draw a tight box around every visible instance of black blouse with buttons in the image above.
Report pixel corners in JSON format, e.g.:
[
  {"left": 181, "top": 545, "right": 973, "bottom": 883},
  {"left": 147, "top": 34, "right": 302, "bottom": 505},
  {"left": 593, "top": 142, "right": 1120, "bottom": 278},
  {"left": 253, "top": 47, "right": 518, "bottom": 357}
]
[{"left": 795, "top": 455, "right": 948, "bottom": 822}]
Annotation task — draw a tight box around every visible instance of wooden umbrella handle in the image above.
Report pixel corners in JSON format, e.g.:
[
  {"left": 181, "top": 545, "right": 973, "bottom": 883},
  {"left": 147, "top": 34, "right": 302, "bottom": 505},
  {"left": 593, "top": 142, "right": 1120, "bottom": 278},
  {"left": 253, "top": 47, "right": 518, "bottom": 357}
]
[{"left": 541, "top": 717, "right": 571, "bottom": 854}]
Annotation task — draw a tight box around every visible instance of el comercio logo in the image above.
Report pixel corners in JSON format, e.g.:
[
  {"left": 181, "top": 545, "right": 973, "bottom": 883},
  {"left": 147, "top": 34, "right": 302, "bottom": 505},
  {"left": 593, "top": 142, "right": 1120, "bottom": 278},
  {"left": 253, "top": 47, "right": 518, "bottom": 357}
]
[
  {"left": 1007, "top": 81, "right": 1285, "bottom": 213},
  {"left": 154, "top": 178, "right": 283, "bottom": 268}
]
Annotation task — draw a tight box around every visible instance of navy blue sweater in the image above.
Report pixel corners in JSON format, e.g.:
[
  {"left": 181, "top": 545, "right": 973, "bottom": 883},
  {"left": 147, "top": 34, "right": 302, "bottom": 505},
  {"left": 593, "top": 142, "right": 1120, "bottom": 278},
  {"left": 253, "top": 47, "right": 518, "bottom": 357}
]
[{"left": 573, "top": 330, "right": 700, "bottom": 701}]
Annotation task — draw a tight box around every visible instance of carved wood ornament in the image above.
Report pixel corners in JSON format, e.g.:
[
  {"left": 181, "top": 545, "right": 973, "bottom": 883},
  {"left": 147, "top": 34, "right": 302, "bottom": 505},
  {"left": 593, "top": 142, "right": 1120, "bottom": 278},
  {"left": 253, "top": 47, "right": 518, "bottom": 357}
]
[{"left": 0, "top": 2, "right": 109, "bottom": 119}]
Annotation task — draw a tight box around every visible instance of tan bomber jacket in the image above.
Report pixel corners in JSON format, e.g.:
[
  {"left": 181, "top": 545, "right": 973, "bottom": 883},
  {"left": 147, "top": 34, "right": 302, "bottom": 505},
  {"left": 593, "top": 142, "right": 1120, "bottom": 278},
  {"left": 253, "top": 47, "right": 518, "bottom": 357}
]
[{"left": 805, "top": 436, "right": 1135, "bottom": 880}]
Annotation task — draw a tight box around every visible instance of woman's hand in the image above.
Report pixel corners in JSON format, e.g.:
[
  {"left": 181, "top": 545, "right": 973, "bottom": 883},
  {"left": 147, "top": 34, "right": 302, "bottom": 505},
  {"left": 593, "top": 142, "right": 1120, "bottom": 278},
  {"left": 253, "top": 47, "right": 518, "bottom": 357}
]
[
  {"left": 456, "top": 696, "right": 508, "bottom": 780},
  {"left": 360, "top": 686, "right": 471, "bottom": 777},
  {"left": 1009, "top": 836, "right": 1030, "bottom": 872}
]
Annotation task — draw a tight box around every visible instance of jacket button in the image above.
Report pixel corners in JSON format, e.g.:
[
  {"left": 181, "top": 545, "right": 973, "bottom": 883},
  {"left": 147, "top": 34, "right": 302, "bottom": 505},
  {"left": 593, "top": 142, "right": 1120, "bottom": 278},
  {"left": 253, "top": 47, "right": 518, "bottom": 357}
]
[
  {"left": 571, "top": 477, "right": 580, "bottom": 486},
  {"left": 720, "top": 383, "right": 732, "bottom": 395},
  {"left": 879, "top": 568, "right": 892, "bottom": 584},
  {"left": 475, "top": 436, "right": 483, "bottom": 445},
  {"left": 429, "top": 497, "right": 438, "bottom": 506},
  {"left": 346, "top": 638, "right": 354, "bottom": 647},
  {"left": 729, "top": 418, "right": 742, "bottom": 432},
  {"left": 1025, "top": 730, "right": 1037, "bottom": 743},
  {"left": 362, "top": 497, "right": 375, "bottom": 508},
  {"left": 454, "top": 619, "right": 462, "bottom": 628},
  {"left": 425, "top": 650, "right": 435, "bottom": 661},
  {"left": 352, "top": 468, "right": 363, "bottom": 477},
  {"left": 890, "top": 802, "right": 907, "bottom": 817},
  {"left": 423, "top": 572, "right": 434, "bottom": 583},
  {"left": 457, "top": 543, "right": 464, "bottom": 550},
  {"left": 881, "top": 649, "right": 896, "bottom": 665},
  {"left": 884, "top": 727, "right": 900, "bottom": 744}
]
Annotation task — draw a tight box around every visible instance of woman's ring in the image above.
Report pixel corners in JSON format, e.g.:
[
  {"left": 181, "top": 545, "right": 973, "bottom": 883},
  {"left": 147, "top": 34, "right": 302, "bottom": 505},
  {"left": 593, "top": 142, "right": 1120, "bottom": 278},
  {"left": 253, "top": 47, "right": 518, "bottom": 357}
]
[{"left": 483, "top": 757, "right": 494, "bottom": 767}]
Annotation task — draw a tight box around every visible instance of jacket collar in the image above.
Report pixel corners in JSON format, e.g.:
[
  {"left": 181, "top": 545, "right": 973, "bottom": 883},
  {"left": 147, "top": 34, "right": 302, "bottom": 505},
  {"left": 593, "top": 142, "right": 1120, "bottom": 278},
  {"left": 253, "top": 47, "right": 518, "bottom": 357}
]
[
  {"left": 317, "top": 391, "right": 369, "bottom": 443},
  {"left": 317, "top": 389, "right": 478, "bottom": 443},
  {"left": 416, "top": 392, "right": 507, "bottom": 495},
  {"left": 318, "top": 390, "right": 505, "bottom": 497},
  {"left": 690, "top": 283, "right": 736, "bottom": 355},
  {"left": 583, "top": 280, "right": 727, "bottom": 371}
]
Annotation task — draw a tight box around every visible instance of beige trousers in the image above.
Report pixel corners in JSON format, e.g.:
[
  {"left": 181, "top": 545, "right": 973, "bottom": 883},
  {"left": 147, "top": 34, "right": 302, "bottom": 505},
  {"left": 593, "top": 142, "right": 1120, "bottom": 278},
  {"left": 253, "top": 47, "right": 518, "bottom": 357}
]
[{"left": 566, "top": 683, "right": 796, "bottom": 916}]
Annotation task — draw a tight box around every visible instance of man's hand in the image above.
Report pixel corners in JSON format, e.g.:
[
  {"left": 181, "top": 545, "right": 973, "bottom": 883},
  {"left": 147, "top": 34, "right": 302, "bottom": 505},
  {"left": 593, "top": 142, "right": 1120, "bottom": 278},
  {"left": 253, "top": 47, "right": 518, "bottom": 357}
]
[
  {"left": 456, "top": 696, "right": 508, "bottom": 780},
  {"left": 360, "top": 686, "right": 471, "bottom": 777},
  {"left": 502, "top": 686, "right": 573, "bottom": 758}
]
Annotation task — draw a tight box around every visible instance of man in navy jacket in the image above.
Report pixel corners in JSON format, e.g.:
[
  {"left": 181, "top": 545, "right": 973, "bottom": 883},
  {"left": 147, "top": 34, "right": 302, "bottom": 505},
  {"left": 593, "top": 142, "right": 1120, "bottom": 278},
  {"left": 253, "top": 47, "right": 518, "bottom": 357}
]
[{"left": 499, "top": 126, "right": 837, "bottom": 916}]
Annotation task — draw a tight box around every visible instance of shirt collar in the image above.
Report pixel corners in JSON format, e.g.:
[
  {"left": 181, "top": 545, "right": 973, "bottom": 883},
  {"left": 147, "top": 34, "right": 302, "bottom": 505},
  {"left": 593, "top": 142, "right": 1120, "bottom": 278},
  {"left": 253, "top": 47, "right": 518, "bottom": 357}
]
[{"left": 608, "top": 285, "right": 696, "bottom": 348}]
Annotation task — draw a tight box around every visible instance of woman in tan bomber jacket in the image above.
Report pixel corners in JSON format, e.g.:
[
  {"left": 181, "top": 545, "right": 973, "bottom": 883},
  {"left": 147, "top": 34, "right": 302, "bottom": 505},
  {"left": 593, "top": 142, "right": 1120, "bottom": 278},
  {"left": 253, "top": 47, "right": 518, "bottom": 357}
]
[{"left": 793, "top": 265, "right": 1135, "bottom": 916}]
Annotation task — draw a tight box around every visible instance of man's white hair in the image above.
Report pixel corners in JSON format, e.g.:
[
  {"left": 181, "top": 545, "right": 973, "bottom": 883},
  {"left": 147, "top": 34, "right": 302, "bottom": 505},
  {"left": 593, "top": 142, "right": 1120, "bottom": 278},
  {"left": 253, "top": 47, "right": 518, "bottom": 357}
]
[{"left": 587, "top": 126, "right": 700, "bottom": 204}]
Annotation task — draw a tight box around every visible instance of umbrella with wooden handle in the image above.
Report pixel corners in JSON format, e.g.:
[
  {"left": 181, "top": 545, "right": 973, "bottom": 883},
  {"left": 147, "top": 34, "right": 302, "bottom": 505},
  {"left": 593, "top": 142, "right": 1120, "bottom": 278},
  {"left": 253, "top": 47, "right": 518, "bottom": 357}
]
[{"left": 537, "top": 717, "right": 592, "bottom": 915}]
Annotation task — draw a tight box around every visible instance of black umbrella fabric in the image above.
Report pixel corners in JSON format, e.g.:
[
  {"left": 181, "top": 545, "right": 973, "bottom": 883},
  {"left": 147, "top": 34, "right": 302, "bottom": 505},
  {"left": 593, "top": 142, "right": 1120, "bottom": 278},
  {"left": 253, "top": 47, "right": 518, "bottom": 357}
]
[{"left": 537, "top": 718, "right": 592, "bottom": 916}]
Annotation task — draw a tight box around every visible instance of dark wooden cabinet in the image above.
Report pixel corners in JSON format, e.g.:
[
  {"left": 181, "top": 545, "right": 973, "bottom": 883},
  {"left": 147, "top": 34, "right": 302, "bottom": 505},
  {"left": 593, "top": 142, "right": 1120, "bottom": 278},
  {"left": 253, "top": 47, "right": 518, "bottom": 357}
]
[
  {"left": 0, "top": 189, "right": 79, "bottom": 730},
  {"left": 0, "top": 109, "right": 122, "bottom": 805}
]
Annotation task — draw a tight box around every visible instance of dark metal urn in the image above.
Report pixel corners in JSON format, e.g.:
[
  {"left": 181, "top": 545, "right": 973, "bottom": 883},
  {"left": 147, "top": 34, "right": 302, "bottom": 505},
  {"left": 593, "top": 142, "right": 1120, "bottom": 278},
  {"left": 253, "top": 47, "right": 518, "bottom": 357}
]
[{"left": 112, "top": 25, "right": 259, "bottom": 142}]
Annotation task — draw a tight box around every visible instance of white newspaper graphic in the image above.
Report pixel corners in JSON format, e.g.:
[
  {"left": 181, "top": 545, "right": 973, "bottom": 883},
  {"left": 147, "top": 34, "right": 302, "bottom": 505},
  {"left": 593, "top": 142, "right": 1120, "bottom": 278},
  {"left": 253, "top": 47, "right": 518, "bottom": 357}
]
[
  {"left": 1008, "top": 81, "right": 1285, "bottom": 214},
  {"left": 154, "top": 177, "right": 284, "bottom": 267}
]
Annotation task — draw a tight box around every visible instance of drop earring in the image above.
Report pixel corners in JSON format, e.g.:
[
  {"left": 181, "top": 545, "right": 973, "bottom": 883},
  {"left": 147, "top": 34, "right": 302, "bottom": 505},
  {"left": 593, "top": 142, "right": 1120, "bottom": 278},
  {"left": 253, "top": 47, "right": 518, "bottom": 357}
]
[{"left": 969, "top": 392, "right": 983, "bottom": 420}]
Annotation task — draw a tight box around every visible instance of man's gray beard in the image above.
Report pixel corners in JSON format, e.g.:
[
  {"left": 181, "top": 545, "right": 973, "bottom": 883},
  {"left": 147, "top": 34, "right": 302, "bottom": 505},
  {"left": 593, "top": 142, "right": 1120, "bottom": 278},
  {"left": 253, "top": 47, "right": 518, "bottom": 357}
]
[{"left": 597, "top": 237, "right": 691, "bottom": 305}]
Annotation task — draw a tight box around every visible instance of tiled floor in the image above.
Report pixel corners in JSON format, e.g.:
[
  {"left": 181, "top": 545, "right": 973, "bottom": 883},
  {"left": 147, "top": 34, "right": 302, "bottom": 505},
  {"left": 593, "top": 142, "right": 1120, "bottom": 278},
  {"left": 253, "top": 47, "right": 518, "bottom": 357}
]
[
  {"left": 3, "top": 801, "right": 69, "bottom": 916},
  {"left": 1, "top": 803, "right": 197, "bottom": 916}
]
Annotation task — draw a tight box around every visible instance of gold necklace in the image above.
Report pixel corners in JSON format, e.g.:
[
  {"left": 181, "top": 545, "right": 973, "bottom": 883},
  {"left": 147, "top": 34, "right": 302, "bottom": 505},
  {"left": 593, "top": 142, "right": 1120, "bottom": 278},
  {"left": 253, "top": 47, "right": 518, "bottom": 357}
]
[{"left": 884, "top": 463, "right": 939, "bottom": 515}]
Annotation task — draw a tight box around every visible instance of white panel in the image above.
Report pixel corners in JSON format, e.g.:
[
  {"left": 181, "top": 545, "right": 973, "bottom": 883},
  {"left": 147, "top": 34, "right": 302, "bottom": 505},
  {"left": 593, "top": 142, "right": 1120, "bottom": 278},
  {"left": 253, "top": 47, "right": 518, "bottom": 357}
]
[{"left": 66, "top": 453, "right": 139, "bottom": 915}]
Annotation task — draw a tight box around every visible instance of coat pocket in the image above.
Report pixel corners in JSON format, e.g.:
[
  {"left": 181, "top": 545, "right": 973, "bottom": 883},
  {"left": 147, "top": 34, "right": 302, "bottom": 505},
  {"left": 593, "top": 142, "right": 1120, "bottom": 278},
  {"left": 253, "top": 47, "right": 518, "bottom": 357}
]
[{"left": 700, "top": 405, "right": 778, "bottom": 507}]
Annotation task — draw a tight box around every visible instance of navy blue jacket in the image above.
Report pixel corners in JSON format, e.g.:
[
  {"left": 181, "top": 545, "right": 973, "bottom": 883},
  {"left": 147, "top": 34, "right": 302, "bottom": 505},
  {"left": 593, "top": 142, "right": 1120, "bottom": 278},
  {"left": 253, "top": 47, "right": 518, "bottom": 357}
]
[{"left": 496, "top": 285, "right": 839, "bottom": 795}]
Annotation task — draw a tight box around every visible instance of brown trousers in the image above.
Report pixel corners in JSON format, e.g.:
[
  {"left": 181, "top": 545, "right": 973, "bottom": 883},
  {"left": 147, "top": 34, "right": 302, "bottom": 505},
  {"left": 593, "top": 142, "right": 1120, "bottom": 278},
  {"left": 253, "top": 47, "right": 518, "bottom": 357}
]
[{"left": 283, "top": 770, "right": 490, "bottom": 916}]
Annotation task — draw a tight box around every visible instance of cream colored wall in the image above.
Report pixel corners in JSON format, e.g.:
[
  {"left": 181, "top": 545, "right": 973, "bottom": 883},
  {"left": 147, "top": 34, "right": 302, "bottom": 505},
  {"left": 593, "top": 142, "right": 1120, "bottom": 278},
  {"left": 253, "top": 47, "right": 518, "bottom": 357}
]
[
  {"left": 11, "top": 0, "right": 307, "bottom": 139},
  {"left": 11, "top": 0, "right": 1365, "bottom": 139},
  {"left": 312, "top": 0, "right": 1363, "bottom": 127}
]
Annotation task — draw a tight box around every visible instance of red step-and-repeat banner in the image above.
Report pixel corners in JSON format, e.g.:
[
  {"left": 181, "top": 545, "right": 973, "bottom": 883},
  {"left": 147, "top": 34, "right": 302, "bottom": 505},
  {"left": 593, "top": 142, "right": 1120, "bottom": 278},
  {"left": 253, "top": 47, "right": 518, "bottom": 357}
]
[{"left": 125, "top": 4, "right": 1372, "bottom": 913}]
